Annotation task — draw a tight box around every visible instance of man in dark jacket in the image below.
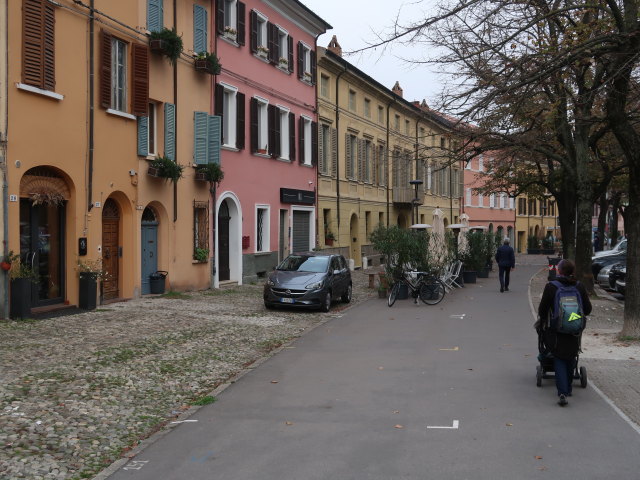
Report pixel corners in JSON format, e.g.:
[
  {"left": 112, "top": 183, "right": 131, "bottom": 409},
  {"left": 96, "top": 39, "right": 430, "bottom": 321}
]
[
  {"left": 536, "top": 259, "right": 592, "bottom": 406},
  {"left": 495, "top": 237, "right": 515, "bottom": 292}
]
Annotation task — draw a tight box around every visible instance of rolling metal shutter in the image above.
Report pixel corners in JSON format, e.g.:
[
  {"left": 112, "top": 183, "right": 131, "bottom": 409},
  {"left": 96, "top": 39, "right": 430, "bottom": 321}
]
[{"left": 292, "top": 211, "right": 310, "bottom": 253}]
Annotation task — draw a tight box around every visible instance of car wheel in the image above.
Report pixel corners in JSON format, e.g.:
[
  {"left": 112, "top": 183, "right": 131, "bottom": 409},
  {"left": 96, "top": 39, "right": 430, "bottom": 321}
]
[
  {"left": 341, "top": 284, "right": 352, "bottom": 303},
  {"left": 320, "top": 291, "right": 332, "bottom": 312}
]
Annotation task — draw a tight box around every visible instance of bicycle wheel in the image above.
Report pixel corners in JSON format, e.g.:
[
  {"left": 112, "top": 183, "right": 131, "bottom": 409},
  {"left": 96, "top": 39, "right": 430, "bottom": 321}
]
[
  {"left": 419, "top": 278, "right": 446, "bottom": 305},
  {"left": 388, "top": 282, "right": 400, "bottom": 307}
]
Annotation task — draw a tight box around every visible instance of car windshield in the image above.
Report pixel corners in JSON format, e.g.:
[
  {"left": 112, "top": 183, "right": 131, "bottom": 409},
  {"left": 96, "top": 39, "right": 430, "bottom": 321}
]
[
  {"left": 615, "top": 239, "right": 627, "bottom": 251},
  {"left": 277, "top": 255, "right": 329, "bottom": 273}
]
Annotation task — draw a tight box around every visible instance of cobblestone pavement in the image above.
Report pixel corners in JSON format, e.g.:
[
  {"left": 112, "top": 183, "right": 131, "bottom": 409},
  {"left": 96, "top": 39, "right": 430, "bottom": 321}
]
[
  {"left": 0, "top": 273, "right": 377, "bottom": 480},
  {"left": 1, "top": 257, "right": 638, "bottom": 480}
]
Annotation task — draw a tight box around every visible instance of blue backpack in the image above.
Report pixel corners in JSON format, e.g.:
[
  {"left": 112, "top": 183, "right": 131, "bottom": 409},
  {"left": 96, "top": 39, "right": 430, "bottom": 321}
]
[{"left": 550, "top": 280, "right": 585, "bottom": 335}]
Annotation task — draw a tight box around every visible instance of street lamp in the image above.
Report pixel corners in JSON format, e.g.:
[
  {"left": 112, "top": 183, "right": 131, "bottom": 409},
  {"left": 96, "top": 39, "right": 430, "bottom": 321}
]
[{"left": 409, "top": 179, "right": 423, "bottom": 225}]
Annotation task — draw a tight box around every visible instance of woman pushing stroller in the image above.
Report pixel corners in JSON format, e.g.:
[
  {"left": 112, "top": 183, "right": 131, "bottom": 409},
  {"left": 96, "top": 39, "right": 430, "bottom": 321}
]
[{"left": 535, "top": 259, "right": 592, "bottom": 406}]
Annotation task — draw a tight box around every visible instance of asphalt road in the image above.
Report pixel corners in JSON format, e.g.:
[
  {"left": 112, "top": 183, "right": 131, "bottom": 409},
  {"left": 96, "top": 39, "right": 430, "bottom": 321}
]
[{"left": 107, "top": 265, "right": 640, "bottom": 480}]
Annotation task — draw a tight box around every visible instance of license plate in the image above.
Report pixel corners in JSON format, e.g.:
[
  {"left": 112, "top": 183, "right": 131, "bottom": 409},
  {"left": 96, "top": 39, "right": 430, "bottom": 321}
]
[{"left": 280, "top": 297, "right": 294, "bottom": 304}]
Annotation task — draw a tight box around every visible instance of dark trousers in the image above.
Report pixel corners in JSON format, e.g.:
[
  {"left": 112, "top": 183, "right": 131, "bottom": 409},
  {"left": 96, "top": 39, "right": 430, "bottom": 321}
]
[
  {"left": 553, "top": 356, "right": 575, "bottom": 396},
  {"left": 498, "top": 266, "right": 511, "bottom": 289}
]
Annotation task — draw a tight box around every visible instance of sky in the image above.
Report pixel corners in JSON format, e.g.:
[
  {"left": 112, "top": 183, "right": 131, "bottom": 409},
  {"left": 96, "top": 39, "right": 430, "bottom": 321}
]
[{"left": 300, "top": 0, "right": 445, "bottom": 106}]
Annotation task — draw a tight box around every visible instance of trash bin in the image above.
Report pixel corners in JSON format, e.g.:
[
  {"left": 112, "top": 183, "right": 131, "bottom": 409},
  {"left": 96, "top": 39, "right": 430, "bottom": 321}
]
[
  {"left": 547, "top": 257, "right": 561, "bottom": 281},
  {"left": 149, "top": 271, "right": 168, "bottom": 294}
]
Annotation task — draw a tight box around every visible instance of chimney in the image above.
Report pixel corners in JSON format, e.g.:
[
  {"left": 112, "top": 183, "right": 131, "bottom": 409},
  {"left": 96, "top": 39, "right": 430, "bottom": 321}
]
[
  {"left": 327, "top": 35, "right": 342, "bottom": 57},
  {"left": 392, "top": 81, "right": 403, "bottom": 98}
]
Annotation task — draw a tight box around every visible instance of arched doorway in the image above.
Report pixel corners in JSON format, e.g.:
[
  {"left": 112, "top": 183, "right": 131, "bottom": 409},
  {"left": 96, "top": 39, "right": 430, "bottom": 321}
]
[
  {"left": 350, "top": 213, "right": 360, "bottom": 267},
  {"left": 218, "top": 200, "right": 231, "bottom": 281},
  {"left": 102, "top": 199, "right": 120, "bottom": 300},
  {"left": 19, "top": 167, "right": 70, "bottom": 307},
  {"left": 141, "top": 206, "right": 158, "bottom": 295}
]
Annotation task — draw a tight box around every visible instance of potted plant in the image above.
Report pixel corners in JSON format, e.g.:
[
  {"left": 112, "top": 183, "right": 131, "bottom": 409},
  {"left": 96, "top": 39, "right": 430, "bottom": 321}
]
[
  {"left": 149, "top": 27, "right": 183, "bottom": 65},
  {"left": 324, "top": 230, "right": 336, "bottom": 246},
  {"left": 194, "top": 51, "right": 221, "bottom": 75},
  {"left": 278, "top": 57, "right": 288, "bottom": 68},
  {"left": 256, "top": 145, "right": 268, "bottom": 155},
  {"left": 223, "top": 26, "right": 237, "bottom": 40},
  {"left": 76, "top": 259, "right": 108, "bottom": 310},
  {"left": 149, "top": 156, "right": 184, "bottom": 183},
  {"left": 8, "top": 252, "right": 39, "bottom": 320},
  {"left": 303, "top": 71, "right": 313, "bottom": 82},
  {"left": 193, "top": 248, "right": 209, "bottom": 263},
  {"left": 256, "top": 45, "right": 269, "bottom": 58},
  {"left": 194, "top": 163, "right": 224, "bottom": 185},
  {"left": 460, "top": 231, "right": 485, "bottom": 284},
  {"left": 1, "top": 253, "right": 11, "bottom": 272}
]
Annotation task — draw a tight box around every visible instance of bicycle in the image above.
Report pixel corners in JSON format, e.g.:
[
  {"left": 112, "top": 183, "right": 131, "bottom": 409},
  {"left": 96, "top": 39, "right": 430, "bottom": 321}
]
[{"left": 387, "top": 271, "right": 446, "bottom": 307}]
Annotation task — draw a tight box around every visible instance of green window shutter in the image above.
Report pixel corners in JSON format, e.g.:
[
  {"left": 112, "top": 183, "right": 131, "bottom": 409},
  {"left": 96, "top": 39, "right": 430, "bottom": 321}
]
[
  {"left": 193, "top": 5, "right": 207, "bottom": 54},
  {"left": 137, "top": 116, "right": 149, "bottom": 157},
  {"left": 148, "top": 0, "right": 163, "bottom": 32},
  {"left": 208, "top": 115, "right": 222, "bottom": 164},
  {"left": 194, "top": 111, "right": 208, "bottom": 165},
  {"left": 164, "top": 102, "right": 176, "bottom": 161}
]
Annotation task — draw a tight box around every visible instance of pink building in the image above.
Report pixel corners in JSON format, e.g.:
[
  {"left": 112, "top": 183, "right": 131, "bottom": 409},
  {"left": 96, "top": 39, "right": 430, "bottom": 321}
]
[
  {"left": 212, "top": 0, "right": 330, "bottom": 286},
  {"left": 462, "top": 152, "right": 516, "bottom": 240}
]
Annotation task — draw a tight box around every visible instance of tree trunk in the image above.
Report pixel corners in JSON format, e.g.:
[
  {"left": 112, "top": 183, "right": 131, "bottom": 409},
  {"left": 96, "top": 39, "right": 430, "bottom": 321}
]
[
  {"left": 574, "top": 130, "right": 594, "bottom": 293},
  {"left": 610, "top": 194, "right": 620, "bottom": 247},
  {"left": 556, "top": 194, "right": 576, "bottom": 259},
  {"left": 597, "top": 192, "right": 608, "bottom": 250}
]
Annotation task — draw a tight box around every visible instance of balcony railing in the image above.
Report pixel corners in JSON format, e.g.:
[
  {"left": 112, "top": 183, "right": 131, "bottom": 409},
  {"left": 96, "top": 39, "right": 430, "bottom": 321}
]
[{"left": 393, "top": 187, "right": 424, "bottom": 205}]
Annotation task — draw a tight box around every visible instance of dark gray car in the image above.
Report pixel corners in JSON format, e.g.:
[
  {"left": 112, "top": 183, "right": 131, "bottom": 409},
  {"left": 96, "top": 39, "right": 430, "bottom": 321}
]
[{"left": 263, "top": 253, "right": 352, "bottom": 312}]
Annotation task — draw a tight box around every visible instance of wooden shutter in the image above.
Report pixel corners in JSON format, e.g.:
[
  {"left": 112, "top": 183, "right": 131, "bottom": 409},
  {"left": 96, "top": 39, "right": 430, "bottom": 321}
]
[
  {"left": 249, "top": 10, "right": 258, "bottom": 53},
  {"left": 100, "top": 30, "right": 112, "bottom": 109},
  {"left": 43, "top": 2, "right": 55, "bottom": 91},
  {"left": 297, "top": 42, "right": 304, "bottom": 80},
  {"left": 147, "top": 0, "right": 163, "bottom": 32},
  {"left": 216, "top": 0, "right": 225, "bottom": 34},
  {"left": 310, "top": 50, "right": 316, "bottom": 85},
  {"left": 236, "top": 92, "right": 245, "bottom": 150},
  {"left": 208, "top": 115, "right": 222, "bottom": 164},
  {"left": 250, "top": 97, "right": 258, "bottom": 153},
  {"left": 137, "top": 116, "right": 149, "bottom": 157},
  {"left": 267, "top": 22, "right": 277, "bottom": 64},
  {"left": 268, "top": 104, "right": 276, "bottom": 156},
  {"left": 194, "top": 111, "right": 208, "bottom": 165},
  {"left": 132, "top": 43, "right": 149, "bottom": 117},
  {"left": 164, "top": 103, "right": 176, "bottom": 161},
  {"left": 23, "top": 0, "right": 45, "bottom": 88},
  {"left": 237, "top": 2, "right": 246, "bottom": 46},
  {"left": 345, "top": 134, "right": 352, "bottom": 179},
  {"left": 311, "top": 121, "right": 318, "bottom": 166},
  {"left": 331, "top": 128, "right": 337, "bottom": 177},
  {"left": 287, "top": 35, "right": 294, "bottom": 73},
  {"left": 298, "top": 117, "right": 305, "bottom": 163},
  {"left": 214, "top": 83, "right": 224, "bottom": 116},
  {"left": 289, "top": 113, "right": 296, "bottom": 162},
  {"left": 317, "top": 124, "right": 324, "bottom": 172},
  {"left": 193, "top": 5, "right": 207, "bottom": 54},
  {"left": 358, "top": 139, "right": 365, "bottom": 181}
]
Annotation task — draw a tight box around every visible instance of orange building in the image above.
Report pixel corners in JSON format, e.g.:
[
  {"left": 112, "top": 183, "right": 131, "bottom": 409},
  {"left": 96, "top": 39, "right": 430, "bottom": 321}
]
[{"left": 2, "top": 0, "right": 220, "bottom": 317}]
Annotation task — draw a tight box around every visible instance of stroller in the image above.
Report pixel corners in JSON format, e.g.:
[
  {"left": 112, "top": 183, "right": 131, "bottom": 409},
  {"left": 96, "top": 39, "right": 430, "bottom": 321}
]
[{"left": 536, "top": 327, "right": 588, "bottom": 388}]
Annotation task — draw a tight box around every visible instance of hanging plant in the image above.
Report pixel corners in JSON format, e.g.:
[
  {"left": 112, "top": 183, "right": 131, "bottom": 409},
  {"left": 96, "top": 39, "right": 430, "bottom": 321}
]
[
  {"left": 194, "top": 51, "right": 221, "bottom": 75},
  {"left": 195, "top": 163, "right": 224, "bottom": 185},
  {"left": 29, "top": 191, "right": 65, "bottom": 206},
  {"left": 149, "top": 156, "right": 184, "bottom": 183},
  {"left": 149, "top": 28, "right": 184, "bottom": 65}
]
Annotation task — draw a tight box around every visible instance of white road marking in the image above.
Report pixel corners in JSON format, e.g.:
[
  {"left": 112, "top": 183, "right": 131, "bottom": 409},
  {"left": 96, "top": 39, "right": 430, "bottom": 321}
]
[
  {"left": 427, "top": 420, "right": 459, "bottom": 429},
  {"left": 170, "top": 420, "right": 198, "bottom": 424},
  {"left": 439, "top": 346, "right": 459, "bottom": 351}
]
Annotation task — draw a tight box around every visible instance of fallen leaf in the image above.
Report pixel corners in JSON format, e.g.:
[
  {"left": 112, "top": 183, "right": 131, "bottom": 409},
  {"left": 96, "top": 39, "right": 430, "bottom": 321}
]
[
  {"left": 535, "top": 456, "right": 543, "bottom": 460},
  {"left": 393, "top": 410, "right": 400, "bottom": 414},
  {"left": 394, "top": 424, "right": 404, "bottom": 429},
  {"left": 271, "top": 380, "right": 279, "bottom": 384},
  {"left": 506, "top": 423, "right": 513, "bottom": 427},
  {"left": 285, "top": 421, "right": 294, "bottom": 426},
  {"left": 467, "top": 368, "right": 473, "bottom": 371}
]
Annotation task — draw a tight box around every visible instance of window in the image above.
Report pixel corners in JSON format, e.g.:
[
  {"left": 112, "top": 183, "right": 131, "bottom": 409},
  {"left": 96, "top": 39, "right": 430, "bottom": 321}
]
[
  {"left": 278, "top": 107, "right": 291, "bottom": 160},
  {"left": 478, "top": 193, "right": 484, "bottom": 207},
  {"left": 349, "top": 90, "right": 356, "bottom": 111},
  {"left": 420, "top": 127, "right": 426, "bottom": 144},
  {"left": 346, "top": 133, "right": 357, "bottom": 180},
  {"left": 193, "top": 201, "right": 209, "bottom": 261},
  {"left": 528, "top": 198, "right": 537, "bottom": 216},
  {"left": 489, "top": 194, "right": 496, "bottom": 208},
  {"left": 217, "top": 0, "right": 245, "bottom": 45},
  {"left": 405, "top": 120, "right": 410, "bottom": 135},
  {"left": 298, "top": 116, "right": 314, "bottom": 166},
  {"left": 377, "top": 145, "right": 386, "bottom": 186},
  {"left": 518, "top": 198, "right": 527, "bottom": 215},
  {"left": 427, "top": 165, "right": 432, "bottom": 190},
  {"left": 111, "top": 38, "right": 127, "bottom": 112},
  {"left": 466, "top": 188, "right": 472, "bottom": 206},
  {"left": 478, "top": 154, "right": 484, "bottom": 171},
  {"left": 378, "top": 106, "right": 384, "bottom": 124},
  {"left": 256, "top": 206, "right": 270, "bottom": 253},
  {"left": 363, "top": 139, "right": 373, "bottom": 183},
  {"left": 267, "top": 22, "right": 292, "bottom": 71},
  {"left": 193, "top": 5, "right": 208, "bottom": 54},
  {"left": 297, "top": 42, "right": 315, "bottom": 83},
  {"left": 250, "top": 96, "right": 269, "bottom": 153},
  {"left": 22, "top": 0, "right": 56, "bottom": 91},
  {"left": 250, "top": 10, "right": 268, "bottom": 55},
  {"left": 465, "top": 158, "right": 472, "bottom": 169},
  {"left": 147, "top": 0, "right": 164, "bottom": 32},
  {"left": 440, "top": 136, "right": 446, "bottom": 148},
  {"left": 510, "top": 197, "right": 515, "bottom": 210},
  {"left": 500, "top": 193, "right": 506, "bottom": 209},
  {"left": 320, "top": 75, "right": 330, "bottom": 97},
  {"left": 215, "top": 83, "right": 245, "bottom": 150},
  {"left": 394, "top": 114, "right": 400, "bottom": 130},
  {"left": 193, "top": 111, "right": 221, "bottom": 164},
  {"left": 364, "top": 98, "right": 371, "bottom": 118},
  {"left": 319, "top": 124, "right": 331, "bottom": 175}
]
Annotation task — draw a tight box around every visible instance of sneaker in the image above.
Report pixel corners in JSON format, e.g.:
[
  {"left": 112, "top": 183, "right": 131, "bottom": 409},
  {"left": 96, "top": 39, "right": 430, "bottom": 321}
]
[
  {"left": 558, "top": 394, "right": 568, "bottom": 406},
  {"left": 500, "top": 287, "right": 504, "bottom": 293},
  {"left": 505, "top": 287, "right": 509, "bottom": 291}
]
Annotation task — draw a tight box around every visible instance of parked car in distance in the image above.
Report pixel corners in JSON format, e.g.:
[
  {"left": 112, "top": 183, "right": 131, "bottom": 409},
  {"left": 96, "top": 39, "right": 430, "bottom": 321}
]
[
  {"left": 591, "top": 251, "right": 626, "bottom": 277},
  {"left": 264, "top": 252, "right": 352, "bottom": 312},
  {"left": 596, "top": 264, "right": 613, "bottom": 288},
  {"left": 608, "top": 262, "right": 626, "bottom": 291},
  {"left": 593, "top": 238, "right": 627, "bottom": 258}
]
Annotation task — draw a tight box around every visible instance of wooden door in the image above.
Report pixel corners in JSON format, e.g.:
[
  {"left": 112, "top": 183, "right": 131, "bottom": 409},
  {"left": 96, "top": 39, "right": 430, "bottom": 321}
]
[
  {"left": 102, "top": 199, "right": 120, "bottom": 300},
  {"left": 218, "top": 201, "right": 230, "bottom": 281}
]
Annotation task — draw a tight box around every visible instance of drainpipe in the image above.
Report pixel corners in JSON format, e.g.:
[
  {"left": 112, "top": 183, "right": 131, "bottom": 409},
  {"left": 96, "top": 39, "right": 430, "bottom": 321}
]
[
  {"left": 385, "top": 97, "right": 397, "bottom": 226},
  {"left": 173, "top": 0, "right": 178, "bottom": 222},
  {"left": 211, "top": 4, "right": 218, "bottom": 285},
  {"left": 335, "top": 63, "right": 347, "bottom": 230},
  {"left": 1, "top": 0, "right": 8, "bottom": 318},
  {"left": 415, "top": 117, "right": 420, "bottom": 221},
  {"left": 87, "top": 0, "right": 95, "bottom": 212}
]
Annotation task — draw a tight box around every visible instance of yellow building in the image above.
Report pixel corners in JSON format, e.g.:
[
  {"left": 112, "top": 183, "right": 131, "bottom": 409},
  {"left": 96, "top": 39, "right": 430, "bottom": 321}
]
[
  {"left": 316, "top": 38, "right": 461, "bottom": 267},
  {"left": 515, "top": 194, "right": 560, "bottom": 253},
  {"left": 3, "top": 0, "right": 217, "bottom": 316}
]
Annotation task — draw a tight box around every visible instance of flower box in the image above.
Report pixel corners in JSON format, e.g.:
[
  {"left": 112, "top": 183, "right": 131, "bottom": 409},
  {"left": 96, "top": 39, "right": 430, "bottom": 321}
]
[
  {"left": 195, "top": 171, "right": 208, "bottom": 181},
  {"left": 257, "top": 46, "right": 269, "bottom": 58},
  {"left": 148, "top": 165, "right": 160, "bottom": 178}
]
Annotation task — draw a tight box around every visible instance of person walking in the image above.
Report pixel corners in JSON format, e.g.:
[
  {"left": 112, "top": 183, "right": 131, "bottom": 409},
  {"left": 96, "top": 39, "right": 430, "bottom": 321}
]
[
  {"left": 495, "top": 237, "right": 515, "bottom": 292},
  {"left": 536, "top": 259, "right": 592, "bottom": 406},
  {"left": 593, "top": 232, "right": 601, "bottom": 252}
]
